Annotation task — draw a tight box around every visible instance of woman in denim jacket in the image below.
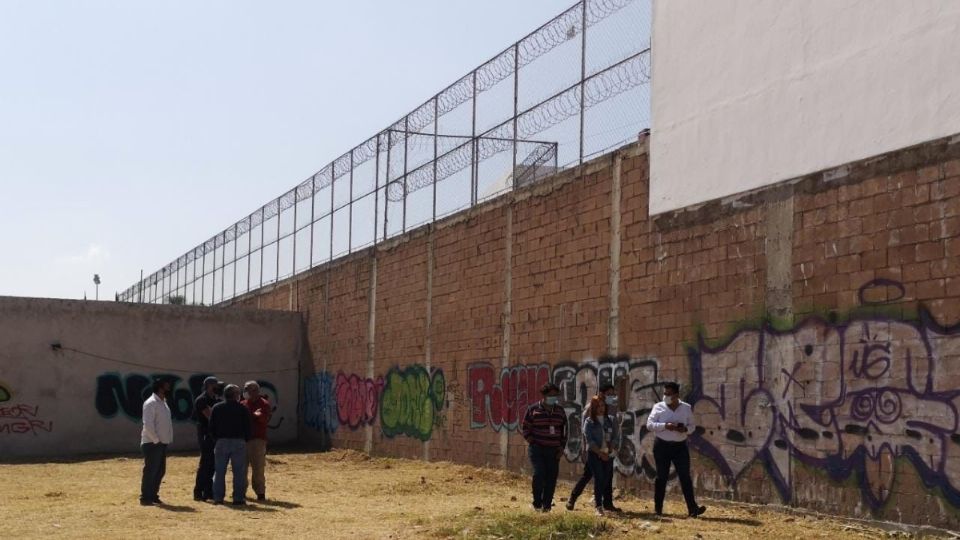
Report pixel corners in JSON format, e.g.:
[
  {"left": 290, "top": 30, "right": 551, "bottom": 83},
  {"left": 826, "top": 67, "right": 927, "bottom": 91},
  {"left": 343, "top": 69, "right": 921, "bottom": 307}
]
[{"left": 582, "top": 394, "right": 618, "bottom": 516}]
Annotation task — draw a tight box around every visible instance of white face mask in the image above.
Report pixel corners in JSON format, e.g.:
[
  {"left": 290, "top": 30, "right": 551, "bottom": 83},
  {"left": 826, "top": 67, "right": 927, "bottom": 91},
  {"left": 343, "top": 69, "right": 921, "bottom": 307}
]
[{"left": 665, "top": 395, "right": 679, "bottom": 405}]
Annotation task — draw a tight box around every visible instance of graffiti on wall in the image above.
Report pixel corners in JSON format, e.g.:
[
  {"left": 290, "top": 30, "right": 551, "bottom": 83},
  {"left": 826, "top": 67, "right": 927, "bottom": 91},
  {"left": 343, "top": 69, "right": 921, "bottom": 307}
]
[
  {"left": 380, "top": 365, "right": 445, "bottom": 441},
  {"left": 95, "top": 372, "right": 284, "bottom": 429},
  {"left": 468, "top": 356, "right": 666, "bottom": 478},
  {"left": 688, "top": 280, "right": 960, "bottom": 509},
  {"left": 303, "top": 364, "right": 446, "bottom": 441},
  {"left": 336, "top": 373, "right": 384, "bottom": 429},
  {"left": 304, "top": 372, "right": 338, "bottom": 434},
  {"left": 0, "top": 383, "right": 53, "bottom": 436}
]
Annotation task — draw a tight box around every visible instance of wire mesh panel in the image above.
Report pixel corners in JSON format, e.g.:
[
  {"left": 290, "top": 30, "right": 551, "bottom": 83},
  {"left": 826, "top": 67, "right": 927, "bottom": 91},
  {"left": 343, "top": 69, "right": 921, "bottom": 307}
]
[{"left": 122, "top": 0, "right": 652, "bottom": 304}]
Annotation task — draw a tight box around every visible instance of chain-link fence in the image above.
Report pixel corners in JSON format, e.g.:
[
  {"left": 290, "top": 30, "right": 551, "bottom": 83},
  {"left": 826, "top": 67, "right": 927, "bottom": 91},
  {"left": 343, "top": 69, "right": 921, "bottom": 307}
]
[{"left": 120, "top": 0, "right": 652, "bottom": 305}]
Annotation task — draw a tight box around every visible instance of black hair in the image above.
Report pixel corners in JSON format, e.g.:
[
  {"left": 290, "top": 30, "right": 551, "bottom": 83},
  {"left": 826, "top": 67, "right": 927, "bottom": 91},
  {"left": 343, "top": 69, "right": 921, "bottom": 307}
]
[
  {"left": 151, "top": 378, "right": 169, "bottom": 394},
  {"left": 540, "top": 382, "right": 560, "bottom": 395},
  {"left": 599, "top": 383, "right": 615, "bottom": 393},
  {"left": 663, "top": 381, "right": 680, "bottom": 394}
]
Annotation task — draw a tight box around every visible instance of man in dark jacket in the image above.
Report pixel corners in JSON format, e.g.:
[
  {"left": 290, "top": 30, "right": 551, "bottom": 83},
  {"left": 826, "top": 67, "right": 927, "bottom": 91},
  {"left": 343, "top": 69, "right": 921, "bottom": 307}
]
[
  {"left": 192, "top": 376, "right": 222, "bottom": 501},
  {"left": 209, "top": 384, "right": 252, "bottom": 505}
]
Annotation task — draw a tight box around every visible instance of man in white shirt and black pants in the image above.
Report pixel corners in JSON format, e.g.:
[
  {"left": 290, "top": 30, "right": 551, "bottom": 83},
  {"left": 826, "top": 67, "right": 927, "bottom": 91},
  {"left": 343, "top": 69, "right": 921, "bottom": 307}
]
[
  {"left": 645, "top": 381, "right": 706, "bottom": 518},
  {"left": 140, "top": 379, "right": 174, "bottom": 506}
]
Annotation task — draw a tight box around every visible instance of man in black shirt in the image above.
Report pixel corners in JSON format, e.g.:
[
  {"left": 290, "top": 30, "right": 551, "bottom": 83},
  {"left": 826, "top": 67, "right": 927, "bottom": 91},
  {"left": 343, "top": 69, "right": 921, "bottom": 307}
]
[
  {"left": 192, "top": 376, "right": 222, "bottom": 501},
  {"left": 209, "top": 384, "right": 252, "bottom": 505}
]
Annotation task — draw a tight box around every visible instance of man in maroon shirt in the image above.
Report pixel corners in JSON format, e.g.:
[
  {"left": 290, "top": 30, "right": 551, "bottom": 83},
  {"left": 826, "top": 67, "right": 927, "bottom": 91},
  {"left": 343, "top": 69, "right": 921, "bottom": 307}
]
[
  {"left": 242, "top": 381, "right": 272, "bottom": 501},
  {"left": 521, "top": 382, "right": 567, "bottom": 512}
]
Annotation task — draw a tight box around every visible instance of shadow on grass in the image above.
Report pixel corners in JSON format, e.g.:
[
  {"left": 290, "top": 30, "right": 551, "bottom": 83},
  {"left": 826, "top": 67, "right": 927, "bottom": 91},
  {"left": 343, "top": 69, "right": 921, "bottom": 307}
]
[
  {"left": 617, "top": 510, "right": 673, "bottom": 522},
  {"left": 696, "top": 516, "right": 762, "bottom": 526},
  {"left": 227, "top": 504, "right": 279, "bottom": 513},
  {"left": 156, "top": 504, "right": 196, "bottom": 513},
  {"left": 254, "top": 499, "right": 302, "bottom": 509}
]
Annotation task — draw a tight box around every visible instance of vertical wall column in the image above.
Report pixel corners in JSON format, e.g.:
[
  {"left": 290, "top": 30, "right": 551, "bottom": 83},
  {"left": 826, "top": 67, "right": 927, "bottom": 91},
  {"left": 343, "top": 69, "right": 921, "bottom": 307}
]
[
  {"left": 608, "top": 152, "right": 624, "bottom": 355},
  {"left": 424, "top": 231, "right": 435, "bottom": 461},
  {"left": 500, "top": 205, "right": 514, "bottom": 469},
  {"left": 365, "top": 255, "right": 378, "bottom": 454}
]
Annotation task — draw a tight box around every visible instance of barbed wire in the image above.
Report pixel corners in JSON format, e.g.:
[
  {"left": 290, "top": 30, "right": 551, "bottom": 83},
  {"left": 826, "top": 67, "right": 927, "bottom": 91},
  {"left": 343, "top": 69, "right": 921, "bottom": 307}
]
[{"left": 121, "top": 0, "right": 651, "bottom": 303}]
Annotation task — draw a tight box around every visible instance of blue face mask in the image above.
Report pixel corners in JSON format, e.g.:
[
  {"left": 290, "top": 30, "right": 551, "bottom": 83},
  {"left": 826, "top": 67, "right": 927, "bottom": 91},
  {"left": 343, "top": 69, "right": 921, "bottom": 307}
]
[
  {"left": 605, "top": 396, "right": 618, "bottom": 407},
  {"left": 545, "top": 396, "right": 559, "bottom": 406}
]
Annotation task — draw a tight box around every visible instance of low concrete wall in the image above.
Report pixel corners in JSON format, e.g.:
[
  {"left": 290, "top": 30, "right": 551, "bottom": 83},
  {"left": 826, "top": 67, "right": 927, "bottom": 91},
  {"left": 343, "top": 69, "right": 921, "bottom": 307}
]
[{"left": 0, "top": 297, "right": 303, "bottom": 458}]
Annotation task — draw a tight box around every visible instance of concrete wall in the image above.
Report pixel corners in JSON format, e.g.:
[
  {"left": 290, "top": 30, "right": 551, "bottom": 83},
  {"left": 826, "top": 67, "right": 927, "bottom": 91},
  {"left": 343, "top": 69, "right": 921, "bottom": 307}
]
[
  {"left": 649, "top": 0, "right": 960, "bottom": 214},
  {"left": 0, "top": 298, "right": 303, "bottom": 458},
  {"left": 233, "top": 134, "right": 960, "bottom": 528}
]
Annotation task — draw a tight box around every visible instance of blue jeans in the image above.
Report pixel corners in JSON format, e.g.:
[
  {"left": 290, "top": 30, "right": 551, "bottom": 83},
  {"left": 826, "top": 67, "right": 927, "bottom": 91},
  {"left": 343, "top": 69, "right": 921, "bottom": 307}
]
[
  {"left": 527, "top": 444, "right": 561, "bottom": 509},
  {"left": 213, "top": 438, "right": 248, "bottom": 502}
]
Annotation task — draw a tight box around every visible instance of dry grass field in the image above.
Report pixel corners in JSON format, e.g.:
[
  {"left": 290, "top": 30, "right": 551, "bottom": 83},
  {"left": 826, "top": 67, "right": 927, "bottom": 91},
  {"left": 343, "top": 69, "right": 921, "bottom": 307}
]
[{"left": 0, "top": 449, "right": 945, "bottom": 539}]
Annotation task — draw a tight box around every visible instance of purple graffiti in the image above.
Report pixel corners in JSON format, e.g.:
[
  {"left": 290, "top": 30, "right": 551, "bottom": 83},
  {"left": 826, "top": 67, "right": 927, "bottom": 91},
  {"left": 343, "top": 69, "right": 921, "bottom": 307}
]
[{"left": 688, "top": 289, "right": 960, "bottom": 510}]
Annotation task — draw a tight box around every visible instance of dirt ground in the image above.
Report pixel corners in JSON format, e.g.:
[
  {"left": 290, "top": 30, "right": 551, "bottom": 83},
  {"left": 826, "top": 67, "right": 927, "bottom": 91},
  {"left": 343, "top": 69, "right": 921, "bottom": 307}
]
[{"left": 0, "top": 449, "right": 946, "bottom": 539}]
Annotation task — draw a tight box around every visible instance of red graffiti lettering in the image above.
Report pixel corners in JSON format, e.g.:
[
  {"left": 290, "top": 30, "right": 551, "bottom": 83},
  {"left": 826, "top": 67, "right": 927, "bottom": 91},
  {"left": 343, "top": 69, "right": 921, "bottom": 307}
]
[
  {"left": 335, "top": 373, "right": 385, "bottom": 429},
  {"left": 468, "top": 363, "right": 550, "bottom": 431}
]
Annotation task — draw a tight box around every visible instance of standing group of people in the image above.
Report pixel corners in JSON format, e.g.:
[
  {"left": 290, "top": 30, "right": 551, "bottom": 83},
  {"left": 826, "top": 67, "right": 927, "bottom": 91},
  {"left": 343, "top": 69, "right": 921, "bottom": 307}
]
[
  {"left": 138, "top": 377, "right": 272, "bottom": 507},
  {"left": 521, "top": 381, "right": 706, "bottom": 518}
]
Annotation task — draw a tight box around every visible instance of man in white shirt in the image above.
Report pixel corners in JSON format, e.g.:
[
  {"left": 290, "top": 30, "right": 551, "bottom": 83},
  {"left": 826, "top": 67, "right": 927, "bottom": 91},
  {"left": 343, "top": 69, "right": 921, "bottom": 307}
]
[
  {"left": 645, "top": 381, "right": 706, "bottom": 518},
  {"left": 140, "top": 379, "right": 174, "bottom": 506}
]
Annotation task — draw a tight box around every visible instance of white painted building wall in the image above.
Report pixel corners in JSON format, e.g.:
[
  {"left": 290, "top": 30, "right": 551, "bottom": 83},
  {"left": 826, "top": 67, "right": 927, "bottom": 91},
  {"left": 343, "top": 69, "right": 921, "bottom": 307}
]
[{"left": 649, "top": 0, "right": 960, "bottom": 214}]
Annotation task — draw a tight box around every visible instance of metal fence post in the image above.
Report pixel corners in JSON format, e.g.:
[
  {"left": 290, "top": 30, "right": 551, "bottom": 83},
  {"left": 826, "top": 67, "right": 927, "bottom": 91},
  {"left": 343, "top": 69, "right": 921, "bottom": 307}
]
[
  {"left": 309, "top": 174, "right": 316, "bottom": 268},
  {"left": 212, "top": 237, "right": 217, "bottom": 304},
  {"left": 384, "top": 130, "right": 391, "bottom": 241},
  {"left": 293, "top": 190, "right": 298, "bottom": 273},
  {"left": 402, "top": 116, "right": 408, "bottom": 233},
  {"left": 579, "top": 0, "right": 588, "bottom": 164},
  {"left": 233, "top": 223, "right": 238, "bottom": 299},
  {"left": 260, "top": 207, "right": 265, "bottom": 290},
  {"left": 513, "top": 43, "right": 520, "bottom": 183},
  {"left": 329, "top": 163, "right": 335, "bottom": 261},
  {"left": 374, "top": 135, "right": 380, "bottom": 246},
  {"left": 202, "top": 245, "right": 207, "bottom": 305},
  {"left": 471, "top": 70, "right": 478, "bottom": 206},
  {"left": 221, "top": 231, "right": 227, "bottom": 302},
  {"left": 275, "top": 197, "right": 281, "bottom": 283},
  {"left": 349, "top": 149, "right": 354, "bottom": 252},
  {"left": 432, "top": 97, "right": 438, "bottom": 222},
  {"left": 247, "top": 215, "right": 253, "bottom": 294}
]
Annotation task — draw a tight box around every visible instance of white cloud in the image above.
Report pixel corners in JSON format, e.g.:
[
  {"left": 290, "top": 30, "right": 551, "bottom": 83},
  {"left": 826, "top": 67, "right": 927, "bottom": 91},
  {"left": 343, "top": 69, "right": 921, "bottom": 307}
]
[{"left": 56, "top": 244, "right": 111, "bottom": 265}]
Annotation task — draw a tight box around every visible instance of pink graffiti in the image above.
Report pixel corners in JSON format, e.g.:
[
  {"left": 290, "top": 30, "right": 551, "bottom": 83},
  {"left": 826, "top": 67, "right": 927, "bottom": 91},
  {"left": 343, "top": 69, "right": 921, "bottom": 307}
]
[
  {"left": 335, "top": 373, "right": 385, "bottom": 429},
  {"left": 0, "top": 403, "right": 53, "bottom": 435}
]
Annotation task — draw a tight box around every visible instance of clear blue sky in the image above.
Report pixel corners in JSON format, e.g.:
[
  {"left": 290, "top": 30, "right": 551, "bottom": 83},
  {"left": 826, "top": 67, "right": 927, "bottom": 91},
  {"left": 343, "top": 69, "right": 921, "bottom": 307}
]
[{"left": 0, "top": 0, "right": 574, "bottom": 300}]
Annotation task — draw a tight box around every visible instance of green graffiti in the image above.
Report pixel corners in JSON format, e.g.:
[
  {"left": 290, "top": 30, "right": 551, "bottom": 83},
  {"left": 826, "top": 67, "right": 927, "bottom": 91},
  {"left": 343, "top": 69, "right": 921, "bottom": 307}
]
[{"left": 379, "top": 365, "right": 445, "bottom": 441}]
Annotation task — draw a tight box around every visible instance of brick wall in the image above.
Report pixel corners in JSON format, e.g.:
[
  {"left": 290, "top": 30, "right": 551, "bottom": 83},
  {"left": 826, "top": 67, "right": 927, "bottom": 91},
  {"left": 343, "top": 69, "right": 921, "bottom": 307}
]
[{"left": 231, "top": 133, "right": 960, "bottom": 528}]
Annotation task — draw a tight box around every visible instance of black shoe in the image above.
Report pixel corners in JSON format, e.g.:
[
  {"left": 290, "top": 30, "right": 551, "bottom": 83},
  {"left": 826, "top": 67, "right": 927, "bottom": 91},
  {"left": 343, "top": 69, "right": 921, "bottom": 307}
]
[
  {"left": 256, "top": 494, "right": 266, "bottom": 501},
  {"left": 542, "top": 505, "right": 552, "bottom": 513},
  {"left": 232, "top": 500, "right": 247, "bottom": 506},
  {"left": 603, "top": 505, "right": 623, "bottom": 513},
  {"left": 532, "top": 504, "right": 542, "bottom": 512},
  {"left": 213, "top": 500, "right": 224, "bottom": 505},
  {"left": 152, "top": 498, "right": 163, "bottom": 505},
  {"left": 689, "top": 505, "right": 707, "bottom": 518},
  {"left": 654, "top": 509, "right": 663, "bottom": 517},
  {"left": 565, "top": 500, "right": 575, "bottom": 511},
  {"left": 139, "top": 499, "right": 155, "bottom": 506}
]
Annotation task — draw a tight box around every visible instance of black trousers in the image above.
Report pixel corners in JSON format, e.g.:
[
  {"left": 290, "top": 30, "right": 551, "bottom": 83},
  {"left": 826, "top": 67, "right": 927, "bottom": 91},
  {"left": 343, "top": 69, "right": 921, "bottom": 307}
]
[
  {"left": 194, "top": 433, "right": 216, "bottom": 498},
  {"left": 140, "top": 442, "right": 167, "bottom": 502},
  {"left": 653, "top": 438, "right": 699, "bottom": 514},
  {"left": 569, "top": 456, "right": 614, "bottom": 507},
  {"left": 528, "top": 444, "right": 561, "bottom": 509}
]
